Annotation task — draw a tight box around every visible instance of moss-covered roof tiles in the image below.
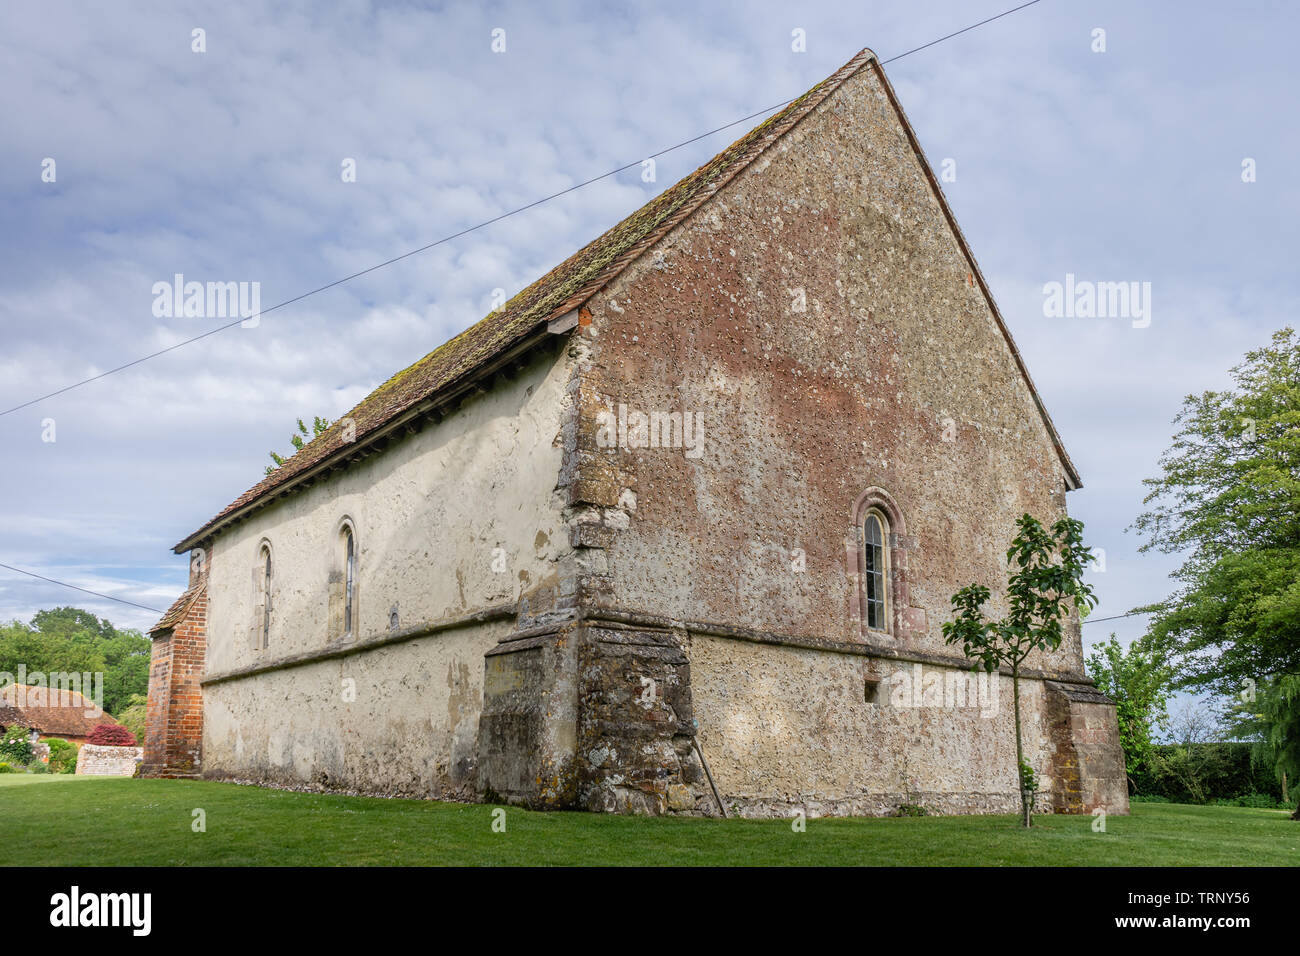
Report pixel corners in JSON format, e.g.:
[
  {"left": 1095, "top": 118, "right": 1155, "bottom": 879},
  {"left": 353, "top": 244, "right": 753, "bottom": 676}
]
[{"left": 174, "top": 49, "right": 880, "bottom": 551}]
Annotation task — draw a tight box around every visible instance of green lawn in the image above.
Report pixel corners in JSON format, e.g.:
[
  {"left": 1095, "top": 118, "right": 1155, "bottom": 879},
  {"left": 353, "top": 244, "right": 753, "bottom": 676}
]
[{"left": 1, "top": 775, "right": 1296, "bottom": 866}]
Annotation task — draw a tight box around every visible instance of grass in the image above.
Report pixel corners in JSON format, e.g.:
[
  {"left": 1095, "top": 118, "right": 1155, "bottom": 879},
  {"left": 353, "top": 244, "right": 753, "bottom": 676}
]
[{"left": 1, "top": 775, "right": 1296, "bottom": 866}]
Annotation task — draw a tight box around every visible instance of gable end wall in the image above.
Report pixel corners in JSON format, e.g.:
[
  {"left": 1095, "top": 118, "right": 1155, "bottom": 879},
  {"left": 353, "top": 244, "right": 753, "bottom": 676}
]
[{"left": 545, "top": 58, "right": 1126, "bottom": 816}]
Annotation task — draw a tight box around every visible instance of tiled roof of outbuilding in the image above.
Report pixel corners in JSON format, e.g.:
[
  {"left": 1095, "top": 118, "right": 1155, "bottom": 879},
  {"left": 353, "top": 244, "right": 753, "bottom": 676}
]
[{"left": 0, "top": 684, "right": 119, "bottom": 738}]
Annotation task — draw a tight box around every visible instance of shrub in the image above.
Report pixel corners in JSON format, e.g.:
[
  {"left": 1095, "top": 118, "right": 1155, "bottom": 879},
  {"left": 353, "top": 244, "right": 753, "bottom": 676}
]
[
  {"left": 28, "top": 761, "right": 48, "bottom": 774},
  {"left": 0, "top": 762, "right": 15, "bottom": 773},
  {"left": 45, "top": 738, "right": 78, "bottom": 773},
  {"left": 114, "top": 693, "right": 147, "bottom": 745},
  {"left": 1228, "top": 793, "right": 1284, "bottom": 809},
  {"left": 0, "top": 725, "right": 33, "bottom": 764},
  {"left": 1129, "top": 794, "right": 1170, "bottom": 803},
  {"left": 86, "top": 724, "right": 137, "bottom": 747},
  {"left": 1131, "top": 742, "right": 1283, "bottom": 804}
]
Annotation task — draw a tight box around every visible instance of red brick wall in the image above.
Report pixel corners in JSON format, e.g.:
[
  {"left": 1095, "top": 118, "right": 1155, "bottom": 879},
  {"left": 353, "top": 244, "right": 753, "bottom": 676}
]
[
  {"left": 141, "top": 588, "right": 207, "bottom": 777},
  {"left": 142, "top": 632, "right": 171, "bottom": 767}
]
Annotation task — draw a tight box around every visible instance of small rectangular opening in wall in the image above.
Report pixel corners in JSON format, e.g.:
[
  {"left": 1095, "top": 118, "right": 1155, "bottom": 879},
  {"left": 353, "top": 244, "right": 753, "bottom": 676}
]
[{"left": 864, "top": 676, "right": 881, "bottom": 704}]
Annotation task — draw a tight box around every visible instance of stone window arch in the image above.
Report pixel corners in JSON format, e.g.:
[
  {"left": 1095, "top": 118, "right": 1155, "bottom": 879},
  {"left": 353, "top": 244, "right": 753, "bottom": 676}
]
[
  {"left": 862, "top": 509, "right": 889, "bottom": 631},
  {"left": 254, "top": 539, "right": 273, "bottom": 650},
  {"left": 849, "top": 487, "right": 920, "bottom": 641},
  {"left": 330, "top": 517, "right": 359, "bottom": 641}
]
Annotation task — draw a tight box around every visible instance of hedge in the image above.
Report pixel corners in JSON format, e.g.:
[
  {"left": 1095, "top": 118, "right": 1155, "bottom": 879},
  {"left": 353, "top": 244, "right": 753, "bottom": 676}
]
[{"left": 1130, "top": 742, "right": 1286, "bottom": 804}]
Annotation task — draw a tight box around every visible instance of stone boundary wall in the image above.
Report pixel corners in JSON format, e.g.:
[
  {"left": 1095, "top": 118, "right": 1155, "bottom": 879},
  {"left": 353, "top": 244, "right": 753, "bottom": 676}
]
[{"left": 76, "top": 744, "right": 143, "bottom": 776}]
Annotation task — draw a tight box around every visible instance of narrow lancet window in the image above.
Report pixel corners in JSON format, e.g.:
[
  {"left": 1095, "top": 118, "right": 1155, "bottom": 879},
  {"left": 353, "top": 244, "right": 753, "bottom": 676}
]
[
  {"left": 864, "top": 513, "right": 887, "bottom": 631},
  {"left": 261, "top": 546, "right": 272, "bottom": 648},
  {"left": 343, "top": 527, "right": 355, "bottom": 636}
]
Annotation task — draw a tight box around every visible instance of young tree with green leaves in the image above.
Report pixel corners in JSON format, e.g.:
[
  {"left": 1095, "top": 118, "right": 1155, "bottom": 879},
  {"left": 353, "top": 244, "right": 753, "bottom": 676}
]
[
  {"left": 943, "top": 514, "right": 1096, "bottom": 827},
  {"left": 266, "top": 416, "right": 331, "bottom": 475},
  {"left": 1085, "top": 634, "right": 1173, "bottom": 787}
]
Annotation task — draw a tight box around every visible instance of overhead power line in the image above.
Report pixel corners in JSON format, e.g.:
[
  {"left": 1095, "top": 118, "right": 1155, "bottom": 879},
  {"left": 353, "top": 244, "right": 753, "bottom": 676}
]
[
  {"left": 0, "top": 0, "right": 1047, "bottom": 419},
  {"left": 0, "top": 561, "right": 164, "bottom": 614},
  {"left": 1082, "top": 610, "right": 1152, "bottom": 625},
  {"left": 0, "top": 1, "right": 1052, "bottom": 614}
]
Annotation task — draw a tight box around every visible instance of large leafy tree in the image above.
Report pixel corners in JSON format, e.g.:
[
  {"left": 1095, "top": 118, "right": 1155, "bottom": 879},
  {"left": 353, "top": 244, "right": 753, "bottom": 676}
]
[
  {"left": 1225, "top": 675, "right": 1300, "bottom": 819},
  {"left": 1134, "top": 327, "right": 1300, "bottom": 693},
  {"left": 1134, "top": 327, "right": 1300, "bottom": 816},
  {"left": 1085, "top": 634, "right": 1173, "bottom": 785},
  {"left": 0, "top": 607, "right": 149, "bottom": 715},
  {"left": 943, "top": 514, "right": 1096, "bottom": 827},
  {"left": 32, "top": 607, "right": 117, "bottom": 642}
]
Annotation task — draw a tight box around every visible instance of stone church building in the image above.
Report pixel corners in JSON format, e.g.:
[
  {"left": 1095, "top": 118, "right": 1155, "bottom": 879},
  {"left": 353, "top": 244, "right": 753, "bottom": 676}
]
[{"left": 143, "top": 49, "right": 1127, "bottom": 817}]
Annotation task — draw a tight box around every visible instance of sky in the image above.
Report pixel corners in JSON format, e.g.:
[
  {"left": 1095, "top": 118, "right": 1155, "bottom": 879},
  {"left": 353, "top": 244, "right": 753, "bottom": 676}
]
[{"left": 1, "top": 0, "right": 1295, "bottom": 691}]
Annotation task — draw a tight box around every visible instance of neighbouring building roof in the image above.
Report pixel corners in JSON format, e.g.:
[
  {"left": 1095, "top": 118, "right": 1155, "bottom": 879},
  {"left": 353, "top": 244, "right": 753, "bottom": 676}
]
[
  {"left": 0, "top": 684, "right": 118, "bottom": 739},
  {"left": 149, "top": 581, "right": 206, "bottom": 635},
  {"left": 174, "top": 46, "right": 1079, "bottom": 552}
]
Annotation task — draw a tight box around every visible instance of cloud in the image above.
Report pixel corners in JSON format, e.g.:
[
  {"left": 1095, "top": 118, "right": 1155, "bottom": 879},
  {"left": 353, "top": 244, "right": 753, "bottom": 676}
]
[{"left": 0, "top": 0, "right": 1293, "bottom": 641}]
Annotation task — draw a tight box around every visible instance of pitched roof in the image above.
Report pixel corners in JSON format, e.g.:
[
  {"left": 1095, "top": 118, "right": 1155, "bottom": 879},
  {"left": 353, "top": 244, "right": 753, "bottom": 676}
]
[
  {"left": 149, "top": 581, "right": 205, "bottom": 634},
  {"left": 0, "top": 684, "right": 119, "bottom": 738},
  {"left": 175, "top": 46, "right": 1079, "bottom": 551},
  {"left": 174, "top": 50, "right": 882, "bottom": 552}
]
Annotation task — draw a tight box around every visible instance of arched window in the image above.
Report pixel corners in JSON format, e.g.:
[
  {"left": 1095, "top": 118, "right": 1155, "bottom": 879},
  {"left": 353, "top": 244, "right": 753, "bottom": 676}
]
[
  {"left": 863, "top": 511, "right": 888, "bottom": 631},
  {"left": 259, "top": 543, "right": 272, "bottom": 648},
  {"left": 342, "top": 526, "right": 355, "bottom": 636},
  {"left": 851, "top": 487, "right": 909, "bottom": 640},
  {"left": 331, "top": 518, "right": 359, "bottom": 642}
]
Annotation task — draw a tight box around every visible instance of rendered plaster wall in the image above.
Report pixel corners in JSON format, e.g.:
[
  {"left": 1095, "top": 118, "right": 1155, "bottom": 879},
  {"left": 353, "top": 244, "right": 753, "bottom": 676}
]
[
  {"left": 202, "top": 620, "right": 511, "bottom": 797},
  {"left": 198, "top": 344, "right": 573, "bottom": 793},
  {"left": 204, "top": 346, "right": 571, "bottom": 676},
  {"left": 570, "top": 59, "right": 1085, "bottom": 679}
]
